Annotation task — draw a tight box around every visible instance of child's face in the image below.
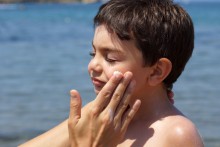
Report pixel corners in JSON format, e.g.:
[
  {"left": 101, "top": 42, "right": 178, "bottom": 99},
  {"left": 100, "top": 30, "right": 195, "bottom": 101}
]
[{"left": 88, "top": 25, "right": 151, "bottom": 96}]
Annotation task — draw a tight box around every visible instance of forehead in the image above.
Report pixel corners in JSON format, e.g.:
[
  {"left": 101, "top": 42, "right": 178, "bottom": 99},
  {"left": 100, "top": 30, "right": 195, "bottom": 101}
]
[
  {"left": 93, "top": 25, "right": 114, "bottom": 48},
  {"left": 93, "top": 25, "right": 137, "bottom": 53}
]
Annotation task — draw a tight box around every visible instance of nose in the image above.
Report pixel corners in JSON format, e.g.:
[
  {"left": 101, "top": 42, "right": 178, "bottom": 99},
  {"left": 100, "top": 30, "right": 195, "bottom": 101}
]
[{"left": 88, "top": 56, "right": 102, "bottom": 75}]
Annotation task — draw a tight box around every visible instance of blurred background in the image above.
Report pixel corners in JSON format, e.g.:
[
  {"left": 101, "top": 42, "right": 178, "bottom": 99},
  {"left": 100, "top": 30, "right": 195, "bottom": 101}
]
[{"left": 0, "top": 0, "right": 220, "bottom": 146}]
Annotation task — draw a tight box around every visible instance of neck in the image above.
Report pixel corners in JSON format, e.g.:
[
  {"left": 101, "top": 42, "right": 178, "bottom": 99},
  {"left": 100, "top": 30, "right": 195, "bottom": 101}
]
[{"left": 131, "top": 85, "right": 176, "bottom": 122}]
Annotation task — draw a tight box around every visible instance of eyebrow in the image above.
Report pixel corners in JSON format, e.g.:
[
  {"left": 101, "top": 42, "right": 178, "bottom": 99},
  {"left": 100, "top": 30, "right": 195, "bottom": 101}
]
[{"left": 92, "top": 42, "right": 123, "bottom": 54}]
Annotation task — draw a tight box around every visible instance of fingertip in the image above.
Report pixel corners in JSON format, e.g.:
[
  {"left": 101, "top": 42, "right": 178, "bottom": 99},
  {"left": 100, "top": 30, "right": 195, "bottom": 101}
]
[
  {"left": 167, "top": 90, "right": 174, "bottom": 98},
  {"left": 133, "top": 99, "right": 141, "bottom": 110},
  {"left": 113, "top": 71, "right": 123, "bottom": 80},
  {"left": 124, "top": 71, "right": 133, "bottom": 77},
  {"left": 136, "top": 99, "right": 141, "bottom": 104},
  {"left": 70, "top": 89, "right": 78, "bottom": 95},
  {"left": 113, "top": 71, "right": 123, "bottom": 76},
  {"left": 70, "top": 90, "right": 82, "bottom": 103},
  {"left": 70, "top": 90, "right": 77, "bottom": 100},
  {"left": 69, "top": 90, "right": 82, "bottom": 120}
]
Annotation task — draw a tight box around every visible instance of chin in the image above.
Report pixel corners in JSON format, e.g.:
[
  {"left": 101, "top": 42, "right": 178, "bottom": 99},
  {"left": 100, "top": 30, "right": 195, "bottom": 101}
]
[{"left": 94, "top": 88, "right": 100, "bottom": 95}]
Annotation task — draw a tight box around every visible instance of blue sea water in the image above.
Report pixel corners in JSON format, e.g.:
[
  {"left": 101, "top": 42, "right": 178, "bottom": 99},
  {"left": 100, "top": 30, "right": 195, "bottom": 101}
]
[{"left": 0, "top": 2, "right": 220, "bottom": 147}]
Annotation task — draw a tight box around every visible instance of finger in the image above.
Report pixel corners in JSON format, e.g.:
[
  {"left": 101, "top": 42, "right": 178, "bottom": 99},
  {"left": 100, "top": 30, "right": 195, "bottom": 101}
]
[
  {"left": 167, "top": 90, "right": 174, "bottom": 104},
  {"left": 167, "top": 90, "right": 174, "bottom": 99},
  {"left": 92, "top": 71, "right": 123, "bottom": 114},
  {"left": 69, "top": 90, "right": 82, "bottom": 125},
  {"left": 121, "top": 99, "right": 141, "bottom": 132},
  {"left": 114, "top": 79, "right": 136, "bottom": 122},
  {"left": 106, "top": 72, "right": 133, "bottom": 113}
]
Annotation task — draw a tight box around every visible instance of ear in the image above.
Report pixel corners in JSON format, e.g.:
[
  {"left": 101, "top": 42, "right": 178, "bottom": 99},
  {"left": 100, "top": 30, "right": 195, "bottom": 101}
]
[{"left": 147, "top": 58, "right": 172, "bottom": 86}]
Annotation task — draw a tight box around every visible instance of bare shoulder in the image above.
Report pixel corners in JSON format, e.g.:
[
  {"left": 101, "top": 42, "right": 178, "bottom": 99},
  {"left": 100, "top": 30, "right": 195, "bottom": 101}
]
[{"left": 163, "top": 115, "right": 204, "bottom": 147}]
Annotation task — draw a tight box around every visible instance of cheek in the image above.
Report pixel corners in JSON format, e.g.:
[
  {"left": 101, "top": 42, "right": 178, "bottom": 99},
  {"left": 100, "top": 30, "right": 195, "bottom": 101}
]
[
  {"left": 107, "top": 63, "right": 134, "bottom": 76},
  {"left": 104, "top": 66, "right": 116, "bottom": 80},
  {"left": 104, "top": 65, "right": 127, "bottom": 80}
]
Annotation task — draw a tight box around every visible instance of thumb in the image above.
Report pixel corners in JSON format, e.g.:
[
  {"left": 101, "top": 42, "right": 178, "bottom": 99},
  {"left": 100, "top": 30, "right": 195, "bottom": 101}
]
[{"left": 69, "top": 89, "right": 82, "bottom": 125}]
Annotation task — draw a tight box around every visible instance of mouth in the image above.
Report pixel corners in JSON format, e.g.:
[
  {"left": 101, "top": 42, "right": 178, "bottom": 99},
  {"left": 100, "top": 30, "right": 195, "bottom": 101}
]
[{"left": 91, "top": 77, "right": 106, "bottom": 93}]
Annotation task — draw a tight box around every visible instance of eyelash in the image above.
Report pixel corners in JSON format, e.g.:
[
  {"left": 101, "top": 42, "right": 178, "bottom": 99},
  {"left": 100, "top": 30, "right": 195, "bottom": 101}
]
[
  {"left": 89, "top": 51, "right": 117, "bottom": 64},
  {"left": 89, "top": 51, "right": 95, "bottom": 57},
  {"left": 106, "top": 57, "right": 116, "bottom": 63}
]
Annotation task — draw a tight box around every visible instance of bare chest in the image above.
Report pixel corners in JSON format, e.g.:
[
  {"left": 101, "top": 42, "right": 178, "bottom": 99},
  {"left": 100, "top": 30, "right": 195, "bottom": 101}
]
[{"left": 117, "top": 124, "right": 167, "bottom": 147}]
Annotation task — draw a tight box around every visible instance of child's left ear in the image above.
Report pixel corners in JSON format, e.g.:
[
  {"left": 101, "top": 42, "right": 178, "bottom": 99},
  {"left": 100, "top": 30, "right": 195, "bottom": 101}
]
[{"left": 148, "top": 58, "right": 172, "bottom": 86}]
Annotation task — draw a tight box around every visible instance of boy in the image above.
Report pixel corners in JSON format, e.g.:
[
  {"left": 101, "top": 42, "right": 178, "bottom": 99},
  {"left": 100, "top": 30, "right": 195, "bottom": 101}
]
[{"left": 20, "top": 0, "right": 204, "bottom": 146}]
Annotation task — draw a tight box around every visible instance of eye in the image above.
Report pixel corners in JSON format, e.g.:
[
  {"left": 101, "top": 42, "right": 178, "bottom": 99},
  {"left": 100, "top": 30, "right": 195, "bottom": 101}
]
[
  {"left": 89, "top": 51, "right": 95, "bottom": 57},
  {"left": 105, "top": 56, "right": 117, "bottom": 63}
]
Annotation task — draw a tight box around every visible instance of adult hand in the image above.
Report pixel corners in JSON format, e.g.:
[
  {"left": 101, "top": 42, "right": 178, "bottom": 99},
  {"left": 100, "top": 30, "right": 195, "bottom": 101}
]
[
  {"left": 167, "top": 89, "right": 174, "bottom": 104},
  {"left": 68, "top": 71, "right": 141, "bottom": 147}
]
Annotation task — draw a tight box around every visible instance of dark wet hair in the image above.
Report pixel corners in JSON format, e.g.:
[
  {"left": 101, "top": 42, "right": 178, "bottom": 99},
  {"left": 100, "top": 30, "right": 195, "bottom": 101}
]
[{"left": 94, "top": 0, "right": 194, "bottom": 89}]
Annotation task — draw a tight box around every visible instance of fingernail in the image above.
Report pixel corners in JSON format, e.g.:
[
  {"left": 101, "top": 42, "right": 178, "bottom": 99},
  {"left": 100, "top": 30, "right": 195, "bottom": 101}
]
[
  {"left": 70, "top": 90, "right": 77, "bottom": 99},
  {"left": 71, "top": 95, "right": 77, "bottom": 101}
]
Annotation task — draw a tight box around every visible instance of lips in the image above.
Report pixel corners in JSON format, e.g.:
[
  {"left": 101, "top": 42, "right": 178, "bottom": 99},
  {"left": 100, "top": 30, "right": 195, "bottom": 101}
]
[
  {"left": 91, "top": 78, "right": 106, "bottom": 94},
  {"left": 92, "top": 78, "right": 106, "bottom": 87}
]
